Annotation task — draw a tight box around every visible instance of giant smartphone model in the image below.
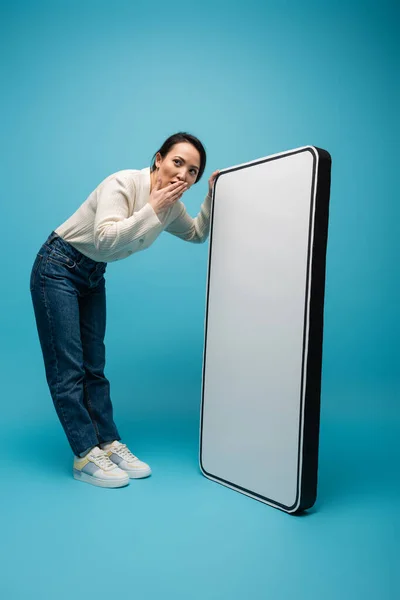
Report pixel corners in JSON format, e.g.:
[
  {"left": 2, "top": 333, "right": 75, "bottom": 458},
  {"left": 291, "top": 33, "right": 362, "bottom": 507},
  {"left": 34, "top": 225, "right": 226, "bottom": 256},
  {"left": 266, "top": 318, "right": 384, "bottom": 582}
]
[{"left": 199, "top": 146, "right": 331, "bottom": 513}]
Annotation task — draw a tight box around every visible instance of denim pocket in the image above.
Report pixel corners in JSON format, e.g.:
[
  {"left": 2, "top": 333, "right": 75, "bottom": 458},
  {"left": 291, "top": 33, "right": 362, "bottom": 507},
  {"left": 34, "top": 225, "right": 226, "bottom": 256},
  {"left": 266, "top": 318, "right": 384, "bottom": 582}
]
[
  {"left": 48, "top": 248, "right": 76, "bottom": 269},
  {"left": 88, "top": 263, "right": 106, "bottom": 288},
  {"left": 30, "top": 253, "right": 43, "bottom": 291}
]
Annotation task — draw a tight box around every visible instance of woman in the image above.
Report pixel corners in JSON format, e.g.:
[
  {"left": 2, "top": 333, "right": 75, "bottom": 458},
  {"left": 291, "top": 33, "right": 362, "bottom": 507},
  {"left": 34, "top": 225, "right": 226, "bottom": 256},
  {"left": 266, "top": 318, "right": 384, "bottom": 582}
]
[{"left": 30, "top": 131, "right": 219, "bottom": 489}]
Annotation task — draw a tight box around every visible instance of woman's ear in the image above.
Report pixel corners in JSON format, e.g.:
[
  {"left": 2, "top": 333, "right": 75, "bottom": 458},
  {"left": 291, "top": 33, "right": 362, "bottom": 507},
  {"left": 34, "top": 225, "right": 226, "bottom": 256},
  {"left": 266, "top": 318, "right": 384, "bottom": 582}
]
[{"left": 155, "top": 152, "right": 162, "bottom": 170}]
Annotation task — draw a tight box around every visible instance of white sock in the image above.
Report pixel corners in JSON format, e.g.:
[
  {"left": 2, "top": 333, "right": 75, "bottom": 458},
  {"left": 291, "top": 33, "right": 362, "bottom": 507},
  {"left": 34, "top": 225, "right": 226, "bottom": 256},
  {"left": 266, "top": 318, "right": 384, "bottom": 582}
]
[
  {"left": 100, "top": 441, "right": 117, "bottom": 451},
  {"left": 78, "top": 445, "right": 97, "bottom": 458}
]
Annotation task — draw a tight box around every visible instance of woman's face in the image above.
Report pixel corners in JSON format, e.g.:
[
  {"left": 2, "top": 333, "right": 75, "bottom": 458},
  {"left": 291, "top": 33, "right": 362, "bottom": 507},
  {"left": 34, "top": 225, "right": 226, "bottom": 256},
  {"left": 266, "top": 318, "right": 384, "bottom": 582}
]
[{"left": 155, "top": 142, "right": 201, "bottom": 190}]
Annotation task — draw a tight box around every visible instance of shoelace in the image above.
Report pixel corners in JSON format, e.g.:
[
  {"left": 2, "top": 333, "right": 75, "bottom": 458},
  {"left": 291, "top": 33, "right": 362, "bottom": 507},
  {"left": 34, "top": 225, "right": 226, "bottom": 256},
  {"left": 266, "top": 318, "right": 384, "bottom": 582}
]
[
  {"left": 114, "top": 443, "right": 138, "bottom": 462},
  {"left": 91, "top": 450, "right": 117, "bottom": 471}
]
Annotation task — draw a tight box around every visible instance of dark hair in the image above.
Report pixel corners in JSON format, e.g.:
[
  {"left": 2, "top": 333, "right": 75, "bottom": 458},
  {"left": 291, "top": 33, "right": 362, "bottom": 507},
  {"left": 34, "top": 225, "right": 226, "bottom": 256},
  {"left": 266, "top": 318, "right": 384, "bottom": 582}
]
[{"left": 150, "top": 132, "right": 206, "bottom": 184}]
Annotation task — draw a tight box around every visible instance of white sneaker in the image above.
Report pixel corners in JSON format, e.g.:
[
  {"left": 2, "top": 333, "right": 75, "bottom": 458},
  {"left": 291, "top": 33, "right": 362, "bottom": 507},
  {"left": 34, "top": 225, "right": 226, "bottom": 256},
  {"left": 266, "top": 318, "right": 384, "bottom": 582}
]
[
  {"left": 73, "top": 446, "right": 130, "bottom": 488},
  {"left": 103, "top": 441, "right": 152, "bottom": 479}
]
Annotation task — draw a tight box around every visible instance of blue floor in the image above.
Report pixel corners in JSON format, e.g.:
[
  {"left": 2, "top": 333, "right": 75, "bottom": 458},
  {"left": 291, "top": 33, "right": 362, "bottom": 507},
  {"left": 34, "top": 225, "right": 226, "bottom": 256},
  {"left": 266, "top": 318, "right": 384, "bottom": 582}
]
[{"left": 2, "top": 397, "right": 398, "bottom": 600}]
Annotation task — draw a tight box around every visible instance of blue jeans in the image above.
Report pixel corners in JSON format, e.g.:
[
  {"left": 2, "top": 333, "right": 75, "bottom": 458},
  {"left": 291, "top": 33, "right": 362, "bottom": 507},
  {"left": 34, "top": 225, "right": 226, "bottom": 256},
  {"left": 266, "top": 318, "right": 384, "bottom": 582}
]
[{"left": 30, "top": 231, "right": 121, "bottom": 456}]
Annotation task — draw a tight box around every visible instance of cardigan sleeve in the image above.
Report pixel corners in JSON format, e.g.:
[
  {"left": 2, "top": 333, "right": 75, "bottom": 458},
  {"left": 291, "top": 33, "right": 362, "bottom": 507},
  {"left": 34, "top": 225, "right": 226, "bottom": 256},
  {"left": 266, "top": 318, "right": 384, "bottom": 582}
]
[
  {"left": 93, "top": 174, "right": 161, "bottom": 252},
  {"left": 165, "top": 194, "right": 212, "bottom": 243}
]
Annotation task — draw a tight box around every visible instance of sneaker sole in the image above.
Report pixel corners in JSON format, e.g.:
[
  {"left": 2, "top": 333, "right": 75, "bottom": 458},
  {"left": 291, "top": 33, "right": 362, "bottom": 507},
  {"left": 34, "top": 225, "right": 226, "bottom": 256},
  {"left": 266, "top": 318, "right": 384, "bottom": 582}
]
[
  {"left": 73, "top": 469, "right": 129, "bottom": 488},
  {"left": 124, "top": 467, "right": 152, "bottom": 479}
]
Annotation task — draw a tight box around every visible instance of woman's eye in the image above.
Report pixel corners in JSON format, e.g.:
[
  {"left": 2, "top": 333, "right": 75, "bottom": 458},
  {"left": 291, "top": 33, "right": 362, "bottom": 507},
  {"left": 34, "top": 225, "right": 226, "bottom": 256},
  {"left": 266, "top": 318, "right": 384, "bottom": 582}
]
[{"left": 173, "top": 159, "right": 197, "bottom": 176}]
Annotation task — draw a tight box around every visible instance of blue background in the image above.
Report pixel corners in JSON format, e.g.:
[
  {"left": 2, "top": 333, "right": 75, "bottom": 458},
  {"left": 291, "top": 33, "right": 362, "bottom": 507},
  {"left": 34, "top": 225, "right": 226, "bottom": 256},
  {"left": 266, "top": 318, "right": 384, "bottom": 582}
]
[{"left": 1, "top": 0, "right": 398, "bottom": 598}]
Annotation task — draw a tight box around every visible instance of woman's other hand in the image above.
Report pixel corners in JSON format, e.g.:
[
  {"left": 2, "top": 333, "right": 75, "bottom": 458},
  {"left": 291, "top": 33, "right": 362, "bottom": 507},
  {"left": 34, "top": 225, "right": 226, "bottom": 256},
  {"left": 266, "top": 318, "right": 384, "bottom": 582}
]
[
  {"left": 208, "top": 170, "right": 220, "bottom": 196},
  {"left": 149, "top": 177, "right": 188, "bottom": 215}
]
